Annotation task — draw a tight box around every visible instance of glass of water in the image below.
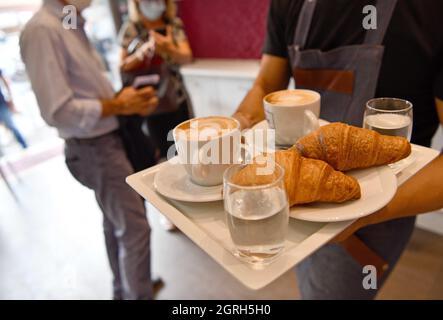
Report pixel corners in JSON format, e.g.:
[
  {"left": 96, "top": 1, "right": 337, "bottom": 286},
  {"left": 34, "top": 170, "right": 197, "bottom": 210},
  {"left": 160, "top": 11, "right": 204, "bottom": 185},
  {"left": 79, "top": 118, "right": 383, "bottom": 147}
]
[
  {"left": 223, "top": 162, "right": 289, "bottom": 267},
  {"left": 364, "top": 98, "right": 413, "bottom": 172},
  {"left": 364, "top": 98, "right": 413, "bottom": 140}
]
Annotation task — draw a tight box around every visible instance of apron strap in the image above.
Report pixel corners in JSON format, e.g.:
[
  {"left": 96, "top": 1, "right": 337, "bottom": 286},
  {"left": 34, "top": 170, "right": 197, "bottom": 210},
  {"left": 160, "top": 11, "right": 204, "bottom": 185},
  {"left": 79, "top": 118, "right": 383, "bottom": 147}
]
[
  {"left": 293, "top": 0, "right": 317, "bottom": 50},
  {"left": 364, "top": 0, "right": 398, "bottom": 45},
  {"left": 293, "top": 0, "right": 398, "bottom": 49}
]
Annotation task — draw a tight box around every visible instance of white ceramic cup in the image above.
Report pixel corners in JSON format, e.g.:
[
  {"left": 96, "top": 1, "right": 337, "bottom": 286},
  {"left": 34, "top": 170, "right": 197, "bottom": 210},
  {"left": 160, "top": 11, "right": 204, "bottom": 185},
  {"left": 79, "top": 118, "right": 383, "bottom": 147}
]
[
  {"left": 263, "top": 89, "right": 321, "bottom": 146},
  {"left": 173, "top": 116, "right": 241, "bottom": 187}
]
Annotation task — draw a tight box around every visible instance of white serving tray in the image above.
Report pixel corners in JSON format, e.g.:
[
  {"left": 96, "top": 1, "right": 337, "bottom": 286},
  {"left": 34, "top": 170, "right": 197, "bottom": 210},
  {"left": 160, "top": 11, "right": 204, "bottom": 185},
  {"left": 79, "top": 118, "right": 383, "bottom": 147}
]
[{"left": 126, "top": 144, "right": 439, "bottom": 290}]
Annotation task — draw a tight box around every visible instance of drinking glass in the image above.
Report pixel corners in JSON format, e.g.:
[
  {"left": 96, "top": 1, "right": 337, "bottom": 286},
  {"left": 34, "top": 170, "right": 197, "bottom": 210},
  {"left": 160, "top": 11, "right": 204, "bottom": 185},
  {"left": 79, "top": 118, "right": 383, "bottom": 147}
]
[
  {"left": 223, "top": 162, "right": 289, "bottom": 267},
  {"left": 363, "top": 97, "right": 413, "bottom": 171}
]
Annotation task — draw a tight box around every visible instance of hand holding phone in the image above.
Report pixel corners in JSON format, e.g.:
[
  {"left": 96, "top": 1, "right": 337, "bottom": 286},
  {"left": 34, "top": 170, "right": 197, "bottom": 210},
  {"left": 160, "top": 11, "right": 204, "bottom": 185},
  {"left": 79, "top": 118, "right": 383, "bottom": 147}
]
[{"left": 132, "top": 74, "right": 160, "bottom": 89}]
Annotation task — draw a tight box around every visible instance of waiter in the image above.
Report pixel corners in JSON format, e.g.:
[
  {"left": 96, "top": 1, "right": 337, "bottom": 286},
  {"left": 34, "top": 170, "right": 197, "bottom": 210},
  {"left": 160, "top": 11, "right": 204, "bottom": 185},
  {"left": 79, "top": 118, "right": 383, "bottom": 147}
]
[
  {"left": 20, "top": 0, "right": 159, "bottom": 299},
  {"left": 233, "top": 0, "right": 443, "bottom": 299}
]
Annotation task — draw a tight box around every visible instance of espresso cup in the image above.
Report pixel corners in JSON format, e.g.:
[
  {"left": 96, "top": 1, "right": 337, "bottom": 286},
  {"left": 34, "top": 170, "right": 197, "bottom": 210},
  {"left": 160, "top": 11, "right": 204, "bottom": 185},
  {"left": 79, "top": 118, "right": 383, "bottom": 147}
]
[
  {"left": 263, "top": 89, "right": 321, "bottom": 147},
  {"left": 173, "top": 116, "right": 241, "bottom": 186}
]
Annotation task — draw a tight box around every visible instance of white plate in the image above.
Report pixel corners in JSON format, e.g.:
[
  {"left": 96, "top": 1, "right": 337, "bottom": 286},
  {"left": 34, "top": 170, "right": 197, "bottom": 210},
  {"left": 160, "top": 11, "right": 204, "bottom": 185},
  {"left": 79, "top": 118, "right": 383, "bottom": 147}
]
[
  {"left": 249, "top": 119, "right": 398, "bottom": 222},
  {"left": 290, "top": 165, "right": 397, "bottom": 222},
  {"left": 154, "top": 161, "right": 223, "bottom": 202}
]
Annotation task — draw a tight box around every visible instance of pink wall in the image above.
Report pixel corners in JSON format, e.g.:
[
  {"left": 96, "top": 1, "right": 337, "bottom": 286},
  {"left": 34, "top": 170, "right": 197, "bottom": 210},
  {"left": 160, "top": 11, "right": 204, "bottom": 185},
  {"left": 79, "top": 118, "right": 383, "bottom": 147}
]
[{"left": 178, "top": 0, "right": 270, "bottom": 59}]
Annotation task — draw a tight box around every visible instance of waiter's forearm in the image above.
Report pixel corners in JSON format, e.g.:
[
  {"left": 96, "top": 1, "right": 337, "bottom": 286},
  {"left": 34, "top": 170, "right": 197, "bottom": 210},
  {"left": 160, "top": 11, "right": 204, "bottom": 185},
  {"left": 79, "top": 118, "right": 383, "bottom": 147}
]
[
  {"left": 233, "top": 54, "right": 291, "bottom": 129},
  {"left": 361, "top": 155, "right": 443, "bottom": 226},
  {"left": 234, "top": 84, "right": 268, "bottom": 129}
]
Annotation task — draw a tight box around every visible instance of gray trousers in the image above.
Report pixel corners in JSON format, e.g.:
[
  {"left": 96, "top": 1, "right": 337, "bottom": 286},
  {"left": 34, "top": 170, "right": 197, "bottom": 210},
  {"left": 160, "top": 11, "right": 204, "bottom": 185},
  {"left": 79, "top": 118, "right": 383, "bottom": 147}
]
[
  {"left": 296, "top": 216, "right": 416, "bottom": 299},
  {"left": 64, "top": 131, "right": 152, "bottom": 300}
]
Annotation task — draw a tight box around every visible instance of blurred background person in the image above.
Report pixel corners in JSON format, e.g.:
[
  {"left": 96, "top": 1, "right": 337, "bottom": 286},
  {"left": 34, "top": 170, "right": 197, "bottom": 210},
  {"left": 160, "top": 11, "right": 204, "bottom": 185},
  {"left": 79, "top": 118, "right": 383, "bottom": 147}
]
[
  {"left": 0, "top": 68, "right": 28, "bottom": 149},
  {"left": 20, "top": 0, "right": 161, "bottom": 300},
  {"left": 119, "top": 0, "right": 193, "bottom": 158},
  {"left": 119, "top": 0, "right": 193, "bottom": 231}
]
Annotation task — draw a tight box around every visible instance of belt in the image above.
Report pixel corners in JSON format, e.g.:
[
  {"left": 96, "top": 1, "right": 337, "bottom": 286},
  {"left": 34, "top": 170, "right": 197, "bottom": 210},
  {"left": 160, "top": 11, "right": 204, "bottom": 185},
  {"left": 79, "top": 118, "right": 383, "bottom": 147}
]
[{"left": 65, "top": 130, "right": 119, "bottom": 146}]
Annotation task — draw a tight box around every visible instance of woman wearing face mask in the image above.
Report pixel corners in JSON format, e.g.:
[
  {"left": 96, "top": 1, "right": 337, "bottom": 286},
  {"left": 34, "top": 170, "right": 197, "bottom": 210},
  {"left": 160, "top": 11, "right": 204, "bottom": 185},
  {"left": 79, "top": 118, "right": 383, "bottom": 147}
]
[
  {"left": 118, "top": 0, "right": 193, "bottom": 231},
  {"left": 119, "top": 0, "right": 193, "bottom": 158}
]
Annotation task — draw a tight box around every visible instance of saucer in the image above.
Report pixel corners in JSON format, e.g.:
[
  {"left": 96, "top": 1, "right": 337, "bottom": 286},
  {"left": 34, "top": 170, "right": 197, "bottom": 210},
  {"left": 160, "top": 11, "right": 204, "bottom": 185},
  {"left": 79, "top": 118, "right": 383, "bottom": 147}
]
[{"left": 154, "top": 162, "right": 223, "bottom": 202}]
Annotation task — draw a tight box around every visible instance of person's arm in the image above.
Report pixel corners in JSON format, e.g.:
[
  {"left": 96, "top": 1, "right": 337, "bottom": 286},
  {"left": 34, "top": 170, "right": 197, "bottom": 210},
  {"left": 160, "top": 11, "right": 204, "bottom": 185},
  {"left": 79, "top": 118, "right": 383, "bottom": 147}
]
[
  {"left": 232, "top": 54, "right": 290, "bottom": 129},
  {"left": 151, "top": 25, "right": 192, "bottom": 65},
  {"left": 100, "top": 86, "right": 158, "bottom": 117},
  {"left": 334, "top": 154, "right": 443, "bottom": 242},
  {"left": 118, "top": 21, "right": 147, "bottom": 72},
  {"left": 120, "top": 47, "right": 146, "bottom": 72}
]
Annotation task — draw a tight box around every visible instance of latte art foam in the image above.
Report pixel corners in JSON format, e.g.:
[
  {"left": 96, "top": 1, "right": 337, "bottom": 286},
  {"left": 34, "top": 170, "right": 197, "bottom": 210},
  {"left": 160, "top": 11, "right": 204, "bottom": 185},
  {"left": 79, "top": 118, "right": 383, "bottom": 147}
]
[
  {"left": 266, "top": 90, "right": 318, "bottom": 106},
  {"left": 177, "top": 116, "right": 238, "bottom": 141}
]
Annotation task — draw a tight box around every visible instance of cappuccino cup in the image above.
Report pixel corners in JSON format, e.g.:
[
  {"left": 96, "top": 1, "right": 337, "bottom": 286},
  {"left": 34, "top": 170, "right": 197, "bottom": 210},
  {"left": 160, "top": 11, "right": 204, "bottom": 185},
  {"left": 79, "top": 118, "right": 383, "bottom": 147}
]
[
  {"left": 173, "top": 116, "right": 241, "bottom": 186},
  {"left": 263, "top": 89, "right": 320, "bottom": 147}
]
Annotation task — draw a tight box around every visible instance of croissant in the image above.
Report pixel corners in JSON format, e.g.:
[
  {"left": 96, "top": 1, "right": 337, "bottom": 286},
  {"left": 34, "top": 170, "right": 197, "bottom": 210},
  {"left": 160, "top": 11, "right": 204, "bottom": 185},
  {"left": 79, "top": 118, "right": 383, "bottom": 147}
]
[
  {"left": 231, "top": 148, "right": 361, "bottom": 206},
  {"left": 295, "top": 123, "right": 411, "bottom": 171}
]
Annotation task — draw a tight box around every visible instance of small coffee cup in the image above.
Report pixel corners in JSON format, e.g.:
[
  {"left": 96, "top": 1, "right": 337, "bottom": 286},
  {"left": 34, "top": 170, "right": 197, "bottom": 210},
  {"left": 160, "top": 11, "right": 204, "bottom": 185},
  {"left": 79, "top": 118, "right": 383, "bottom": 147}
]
[
  {"left": 173, "top": 116, "right": 241, "bottom": 187},
  {"left": 263, "top": 89, "right": 321, "bottom": 147}
]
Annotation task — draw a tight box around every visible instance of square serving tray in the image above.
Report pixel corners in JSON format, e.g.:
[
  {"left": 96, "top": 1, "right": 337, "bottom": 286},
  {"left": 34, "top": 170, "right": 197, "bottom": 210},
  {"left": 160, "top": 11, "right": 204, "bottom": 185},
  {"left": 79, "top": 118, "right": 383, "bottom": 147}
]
[{"left": 126, "top": 144, "right": 439, "bottom": 290}]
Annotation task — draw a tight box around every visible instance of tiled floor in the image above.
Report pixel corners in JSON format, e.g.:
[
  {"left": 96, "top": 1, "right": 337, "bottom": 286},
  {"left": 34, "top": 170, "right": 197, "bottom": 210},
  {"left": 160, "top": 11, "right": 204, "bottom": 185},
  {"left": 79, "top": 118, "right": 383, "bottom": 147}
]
[{"left": 1, "top": 155, "right": 442, "bottom": 299}]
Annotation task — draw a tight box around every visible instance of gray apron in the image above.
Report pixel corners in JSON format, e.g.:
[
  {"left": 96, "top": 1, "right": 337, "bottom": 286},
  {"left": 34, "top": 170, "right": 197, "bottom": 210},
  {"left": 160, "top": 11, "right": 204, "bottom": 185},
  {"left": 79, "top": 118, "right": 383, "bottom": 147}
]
[{"left": 288, "top": 0, "right": 398, "bottom": 126}]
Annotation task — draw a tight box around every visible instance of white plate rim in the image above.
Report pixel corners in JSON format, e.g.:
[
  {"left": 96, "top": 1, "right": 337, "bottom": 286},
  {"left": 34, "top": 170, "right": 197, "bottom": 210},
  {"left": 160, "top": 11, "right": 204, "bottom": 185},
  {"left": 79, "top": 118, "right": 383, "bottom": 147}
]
[
  {"left": 153, "top": 161, "right": 223, "bottom": 202},
  {"left": 251, "top": 119, "right": 330, "bottom": 131}
]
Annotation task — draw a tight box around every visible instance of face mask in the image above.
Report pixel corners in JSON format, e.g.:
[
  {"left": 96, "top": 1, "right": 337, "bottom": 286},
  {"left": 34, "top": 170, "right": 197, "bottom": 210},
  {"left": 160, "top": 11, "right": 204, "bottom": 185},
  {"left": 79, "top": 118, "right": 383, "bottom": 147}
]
[
  {"left": 67, "top": 0, "right": 92, "bottom": 12},
  {"left": 139, "top": 0, "right": 166, "bottom": 21}
]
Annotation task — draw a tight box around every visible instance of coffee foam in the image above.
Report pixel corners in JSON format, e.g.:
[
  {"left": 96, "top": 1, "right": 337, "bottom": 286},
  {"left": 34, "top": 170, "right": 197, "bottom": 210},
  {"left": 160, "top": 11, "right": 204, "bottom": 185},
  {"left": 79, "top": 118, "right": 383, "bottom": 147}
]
[
  {"left": 176, "top": 116, "right": 238, "bottom": 141},
  {"left": 266, "top": 90, "right": 318, "bottom": 106}
]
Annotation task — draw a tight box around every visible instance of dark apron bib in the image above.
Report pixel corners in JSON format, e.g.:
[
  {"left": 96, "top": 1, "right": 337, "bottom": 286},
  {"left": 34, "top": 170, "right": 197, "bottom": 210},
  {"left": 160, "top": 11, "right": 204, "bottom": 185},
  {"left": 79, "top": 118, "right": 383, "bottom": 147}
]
[{"left": 288, "top": 0, "right": 397, "bottom": 126}]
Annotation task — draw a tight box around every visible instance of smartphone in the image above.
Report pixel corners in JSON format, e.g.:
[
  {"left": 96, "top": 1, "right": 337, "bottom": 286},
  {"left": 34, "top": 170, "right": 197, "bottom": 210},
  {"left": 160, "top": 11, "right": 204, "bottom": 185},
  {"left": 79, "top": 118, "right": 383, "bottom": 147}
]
[
  {"left": 154, "top": 28, "right": 167, "bottom": 36},
  {"left": 132, "top": 74, "right": 160, "bottom": 89}
]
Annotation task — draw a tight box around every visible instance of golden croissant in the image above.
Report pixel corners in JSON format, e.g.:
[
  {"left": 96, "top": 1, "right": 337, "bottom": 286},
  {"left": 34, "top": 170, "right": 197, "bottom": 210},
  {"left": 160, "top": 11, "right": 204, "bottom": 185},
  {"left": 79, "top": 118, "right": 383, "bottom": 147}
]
[
  {"left": 295, "top": 123, "right": 411, "bottom": 171},
  {"left": 231, "top": 148, "right": 361, "bottom": 206}
]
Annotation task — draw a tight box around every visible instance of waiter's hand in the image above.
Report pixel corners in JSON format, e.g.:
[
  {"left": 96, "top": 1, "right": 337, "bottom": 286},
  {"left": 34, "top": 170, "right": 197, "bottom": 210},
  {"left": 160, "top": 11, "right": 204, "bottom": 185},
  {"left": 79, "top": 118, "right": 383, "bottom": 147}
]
[{"left": 103, "top": 86, "right": 158, "bottom": 117}]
